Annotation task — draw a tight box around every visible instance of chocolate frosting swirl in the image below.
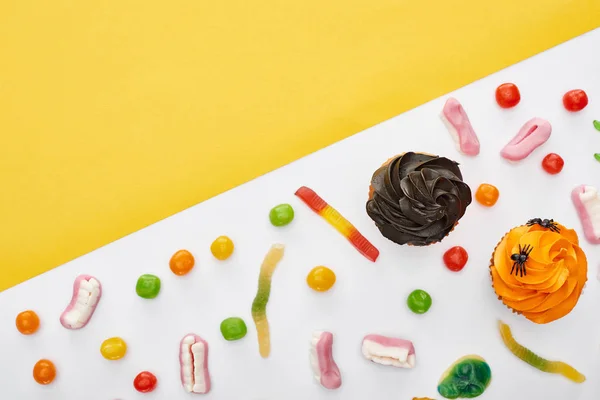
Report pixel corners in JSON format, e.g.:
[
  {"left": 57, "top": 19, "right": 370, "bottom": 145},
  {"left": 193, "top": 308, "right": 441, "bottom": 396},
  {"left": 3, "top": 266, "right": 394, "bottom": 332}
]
[{"left": 366, "top": 152, "right": 472, "bottom": 246}]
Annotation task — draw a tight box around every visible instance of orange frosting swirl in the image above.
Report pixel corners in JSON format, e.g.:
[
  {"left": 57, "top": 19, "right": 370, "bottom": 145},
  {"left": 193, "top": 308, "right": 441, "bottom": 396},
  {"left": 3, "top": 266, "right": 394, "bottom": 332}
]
[{"left": 490, "top": 223, "right": 587, "bottom": 324}]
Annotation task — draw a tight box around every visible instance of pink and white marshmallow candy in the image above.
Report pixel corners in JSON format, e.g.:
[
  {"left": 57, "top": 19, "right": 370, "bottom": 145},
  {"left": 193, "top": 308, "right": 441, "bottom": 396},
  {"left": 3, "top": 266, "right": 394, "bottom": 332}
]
[
  {"left": 500, "top": 118, "right": 551, "bottom": 161},
  {"left": 440, "top": 97, "right": 480, "bottom": 156},
  {"left": 180, "top": 334, "right": 211, "bottom": 394},
  {"left": 362, "top": 334, "right": 415, "bottom": 368},
  {"left": 309, "top": 331, "right": 342, "bottom": 390},
  {"left": 60, "top": 275, "right": 102, "bottom": 330},
  {"left": 571, "top": 185, "right": 600, "bottom": 244}
]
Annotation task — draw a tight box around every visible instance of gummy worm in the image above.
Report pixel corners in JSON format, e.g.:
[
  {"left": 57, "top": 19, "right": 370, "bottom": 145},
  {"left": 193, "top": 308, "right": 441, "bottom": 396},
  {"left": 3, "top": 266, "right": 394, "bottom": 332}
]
[
  {"left": 498, "top": 321, "right": 585, "bottom": 383},
  {"left": 251, "top": 244, "right": 285, "bottom": 358},
  {"left": 295, "top": 186, "right": 379, "bottom": 262}
]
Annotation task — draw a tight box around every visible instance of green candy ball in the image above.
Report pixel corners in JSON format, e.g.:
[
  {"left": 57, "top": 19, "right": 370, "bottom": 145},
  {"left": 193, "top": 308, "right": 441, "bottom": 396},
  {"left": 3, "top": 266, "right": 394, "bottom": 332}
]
[
  {"left": 269, "top": 204, "right": 295, "bottom": 227},
  {"left": 407, "top": 289, "right": 432, "bottom": 314},
  {"left": 136, "top": 274, "right": 161, "bottom": 299},
  {"left": 220, "top": 317, "right": 247, "bottom": 341}
]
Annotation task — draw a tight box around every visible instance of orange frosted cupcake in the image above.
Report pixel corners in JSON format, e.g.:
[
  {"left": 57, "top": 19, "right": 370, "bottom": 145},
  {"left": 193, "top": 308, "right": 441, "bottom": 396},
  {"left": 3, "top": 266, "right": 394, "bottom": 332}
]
[{"left": 490, "top": 219, "right": 588, "bottom": 324}]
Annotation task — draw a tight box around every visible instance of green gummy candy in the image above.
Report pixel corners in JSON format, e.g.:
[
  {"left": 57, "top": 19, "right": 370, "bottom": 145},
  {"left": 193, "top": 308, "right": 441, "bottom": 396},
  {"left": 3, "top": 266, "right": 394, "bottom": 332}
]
[
  {"left": 438, "top": 356, "right": 492, "bottom": 399},
  {"left": 269, "top": 204, "right": 295, "bottom": 227},
  {"left": 220, "top": 317, "right": 248, "bottom": 341},
  {"left": 136, "top": 274, "right": 161, "bottom": 299},
  {"left": 407, "top": 289, "right": 432, "bottom": 314},
  {"left": 593, "top": 120, "right": 600, "bottom": 131}
]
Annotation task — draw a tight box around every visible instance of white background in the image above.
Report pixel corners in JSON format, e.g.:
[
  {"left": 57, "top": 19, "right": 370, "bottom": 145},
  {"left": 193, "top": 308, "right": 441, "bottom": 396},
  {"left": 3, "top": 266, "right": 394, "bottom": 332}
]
[{"left": 1, "top": 28, "right": 599, "bottom": 400}]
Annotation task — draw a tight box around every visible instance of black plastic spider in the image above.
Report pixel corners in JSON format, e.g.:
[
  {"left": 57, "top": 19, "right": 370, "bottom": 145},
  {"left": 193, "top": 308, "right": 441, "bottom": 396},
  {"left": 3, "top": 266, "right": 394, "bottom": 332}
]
[
  {"left": 510, "top": 244, "right": 533, "bottom": 277},
  {"left": 526, "top": 218, "right": 560, "bottom": 233}
]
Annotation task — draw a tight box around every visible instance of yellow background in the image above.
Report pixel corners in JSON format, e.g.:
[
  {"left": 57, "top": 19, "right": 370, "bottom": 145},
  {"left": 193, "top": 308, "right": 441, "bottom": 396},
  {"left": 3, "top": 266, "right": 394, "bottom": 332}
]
[{"left": 1, "top": 1, "right": 598, "bottom": 291}]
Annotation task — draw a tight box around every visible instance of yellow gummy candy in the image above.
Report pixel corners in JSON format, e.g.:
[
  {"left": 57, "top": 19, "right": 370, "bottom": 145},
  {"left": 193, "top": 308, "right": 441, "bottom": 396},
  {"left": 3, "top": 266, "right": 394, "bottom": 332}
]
[
  {"left": 251, "top": 244, "right": 285, "bottom": 358},
  {"left": 498, "top": 321, "right": 585, "bottom": 383}
]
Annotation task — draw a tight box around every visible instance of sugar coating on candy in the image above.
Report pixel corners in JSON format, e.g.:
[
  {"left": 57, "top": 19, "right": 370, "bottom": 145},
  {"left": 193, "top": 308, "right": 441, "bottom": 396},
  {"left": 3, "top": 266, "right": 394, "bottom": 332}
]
[
  {"left": 437, "top": 355, "right": 491, "bottom": 399},
  {"left": 571, "top": 185, "right": 600, "bottom": 244},
  {"left": 310, "top": 331, "right": 342, "bottom": 390},
  {"left": 220, "top": 317, "right": 247, "bottom": 341},
  {"left": 563, "top": 89, "right": 588, "bottom": 112},
  {"left": 136, "top": 274, "right": 161, "bottom": 299},
  {"left": 541, "top": 153, "right": 564, "bottom": 175},
  {"left": 251, "top": 244, "right": 285, "bottom": 358},
  {"left": 269, "top": 203, "right": 295, "bottom": 226},
  {"left": 440, "top": 97, "right": 480, "bottom": 156},
  {"left": 169, "top": 249, "right": 195, "bottom": 275},
  {"left": 134, "top": 371, "right": 157, "bottom": 393},
  {"left": 60, "top": 275, "right": 102, "bottom": 330},
  {"left": 295, "top": 186, "right": 379, "bottom": 262},
  {"left": 180, "top": 334, "right": 211, "bottom": 393},
  {"left": 100, "top": 337, "right": 127, "bottom": 360},
  {"left": 475, "top": 184, "right": 499, "bottom": 207},
  {"left": 362, "top": 334, "right": 416, "bottom": 368},
  {"left": 210, "top": 235, "right": 235, "bottom": 260},
  {"left": 500, "top": 118, "right": 551, "bottom": 161},
  {"left": 495, "top": 83, "right": 521, "bottom": 108},
  {"left": 33, "top": 359, "right": 56, "bottom": 385},
  {"left": 306, "top": 266, "right": 336, "bottom": 292},
  {"left": 443, "top": 246, "right": 468, "bottom": 272},
  {"left": 16, "top": 310, "right": 40, "bottom": 335},
  {"left": 498, "top": 321, "right": 585, "bottom": 383},
  {"left": 407, "top": 289, "right": 432, "bottom": 314}
]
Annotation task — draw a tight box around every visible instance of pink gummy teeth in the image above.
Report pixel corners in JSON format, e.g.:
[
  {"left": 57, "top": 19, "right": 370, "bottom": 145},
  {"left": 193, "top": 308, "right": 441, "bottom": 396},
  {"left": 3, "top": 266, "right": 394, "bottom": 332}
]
[
  {"left": 310, "top": 331, "right": 342, "bottom": 390},
  {"left": 60, "top": 275, "right": 102, "bottom": 329},
  {"left": 571, "top": 185, "right": 600, "bottom": 244},
  {"left": 440, "top": 97, "right": 480, "bottom": 156},
  {"left": 362, "top": 334, "right": 416, "bottom": 368},
  {"left": 180, "top": 334, "right": 211, "bottom": 394},
  {"left": 500, "top": 118, "right": 551, "bottom": 161}
]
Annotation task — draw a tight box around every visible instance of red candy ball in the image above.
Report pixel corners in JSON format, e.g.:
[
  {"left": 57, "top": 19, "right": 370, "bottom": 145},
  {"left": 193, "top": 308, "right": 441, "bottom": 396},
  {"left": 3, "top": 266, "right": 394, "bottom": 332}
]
[
  {"left": 563, "top": 89, "right": 588, "bottom": 112},
  {"left": 443, "top": 246, "right": 469, "bottom": 272},
  {"left": 134, "top": 371, "right": 157, "bottom": 393},
  {"left": 542, "top": 153, "right": 564, "bottom": 175},
  {"left": 495, "top": 83, "right": 521, "bottom": 108}
]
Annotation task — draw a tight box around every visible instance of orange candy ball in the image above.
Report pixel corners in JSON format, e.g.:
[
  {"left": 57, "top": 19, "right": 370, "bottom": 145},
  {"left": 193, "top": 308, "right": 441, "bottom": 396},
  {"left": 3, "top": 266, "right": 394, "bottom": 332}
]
[
  {"left": 33, "top": 359, "right": 56, "bottom": 385},
  {"left": 306, "top": 266, "right": 336, "bottom": 292},
  {"left": 475, "top": 183, "right": 499, "bottom": 207},
  {"left": 15, "top": 310, "right": 40, "bottom": 335},
  {"left": 169, "top": 250, "right": 195, "bottom": 276}
]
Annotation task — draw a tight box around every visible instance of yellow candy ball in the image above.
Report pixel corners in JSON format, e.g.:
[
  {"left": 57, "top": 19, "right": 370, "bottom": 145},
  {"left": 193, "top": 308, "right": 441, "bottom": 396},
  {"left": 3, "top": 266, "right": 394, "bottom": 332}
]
[
  {"left": 100, "top": 337, "right": 127, "bottom": 360},
  {"left": 306, "top": 266, "right": 336, "bottom": 292},
  {"left": 210, "top": 236, "right": 234, "bottom": 260}
]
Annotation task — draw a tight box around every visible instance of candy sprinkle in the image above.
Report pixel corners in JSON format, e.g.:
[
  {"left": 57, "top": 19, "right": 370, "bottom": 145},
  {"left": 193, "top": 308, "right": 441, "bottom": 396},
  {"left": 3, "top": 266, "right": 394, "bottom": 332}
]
[
  {"left": 594, "top": 120, "right": 600, "bottom": 131},
  {"left": 595, "top": 153, "right": 600, "bottom": 162}
]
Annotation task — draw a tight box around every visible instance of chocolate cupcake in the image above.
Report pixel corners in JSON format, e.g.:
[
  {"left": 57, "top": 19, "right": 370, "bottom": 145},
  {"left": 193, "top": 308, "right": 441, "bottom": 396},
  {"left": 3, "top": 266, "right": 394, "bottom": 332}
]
[{"left": 366, "top": 152, "right": 472, "bottom": 246}]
